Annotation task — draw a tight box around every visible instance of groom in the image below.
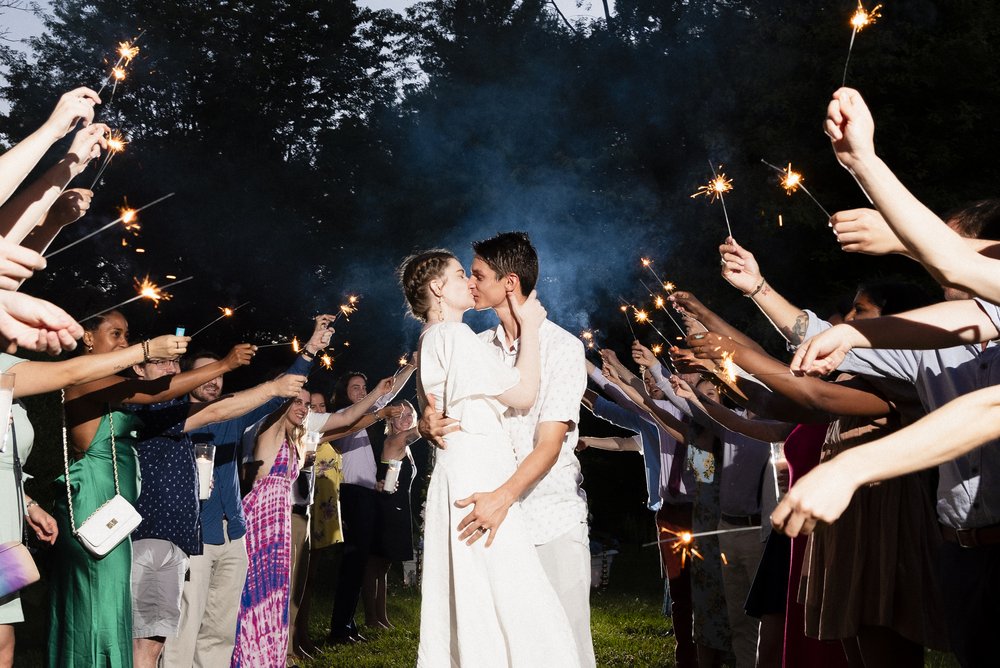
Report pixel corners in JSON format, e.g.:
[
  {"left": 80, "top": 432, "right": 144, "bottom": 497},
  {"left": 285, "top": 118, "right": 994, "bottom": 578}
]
[{"left": 419, "top": 231, "right": 595, "bottom": 667}]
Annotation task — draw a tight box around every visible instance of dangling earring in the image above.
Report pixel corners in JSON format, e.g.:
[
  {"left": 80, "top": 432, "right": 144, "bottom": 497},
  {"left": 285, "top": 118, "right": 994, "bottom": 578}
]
[{"left": 433, "top": 295, "right": 444, "bottom": 322}]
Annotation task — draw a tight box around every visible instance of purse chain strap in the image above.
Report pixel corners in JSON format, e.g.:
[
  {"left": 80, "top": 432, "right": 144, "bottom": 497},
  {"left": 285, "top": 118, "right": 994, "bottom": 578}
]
[{"left": 61, "top": 390, "right": 121, "bottom": 535}]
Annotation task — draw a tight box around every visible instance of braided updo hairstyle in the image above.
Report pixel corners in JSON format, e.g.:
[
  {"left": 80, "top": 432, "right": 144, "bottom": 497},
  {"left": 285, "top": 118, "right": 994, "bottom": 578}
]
[{"left": 398, "top": 249, "right": 457, "bottom": 322}]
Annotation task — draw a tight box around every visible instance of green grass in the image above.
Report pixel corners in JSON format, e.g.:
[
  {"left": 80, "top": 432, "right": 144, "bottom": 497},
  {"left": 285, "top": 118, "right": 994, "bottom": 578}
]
[{"left": 13, "top": 543, "right": 962, "bottom": 667}]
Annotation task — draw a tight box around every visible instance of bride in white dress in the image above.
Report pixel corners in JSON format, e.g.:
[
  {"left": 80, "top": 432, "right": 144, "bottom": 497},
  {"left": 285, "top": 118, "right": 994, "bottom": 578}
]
[{"left": 398, "top": 250, "right": 581, "bottom": 667}]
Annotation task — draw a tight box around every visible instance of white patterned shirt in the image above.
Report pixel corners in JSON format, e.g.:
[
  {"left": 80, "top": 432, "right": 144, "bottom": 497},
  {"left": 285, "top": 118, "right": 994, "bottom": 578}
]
[{"left": 479, "top": 319, "right": 589, "bottom": 545}]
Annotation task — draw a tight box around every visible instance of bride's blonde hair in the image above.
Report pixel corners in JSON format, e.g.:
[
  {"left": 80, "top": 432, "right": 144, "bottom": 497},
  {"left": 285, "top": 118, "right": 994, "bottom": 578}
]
[{"left": 398, "top": 249, "right": 456, "bottom": 322}]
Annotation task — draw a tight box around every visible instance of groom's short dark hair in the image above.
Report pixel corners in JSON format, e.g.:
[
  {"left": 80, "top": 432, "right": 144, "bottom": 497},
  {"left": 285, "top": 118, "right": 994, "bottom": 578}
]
[{"left": 472, "top": 231, "right": 538, "bottom": 295}]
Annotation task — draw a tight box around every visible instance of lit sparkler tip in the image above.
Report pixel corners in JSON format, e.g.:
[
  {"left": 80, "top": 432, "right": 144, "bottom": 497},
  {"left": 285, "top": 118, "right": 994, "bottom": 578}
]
[
  {"left": 634, "top": 309, "right": 649, "bottom": 323},
  {"left": 398, "top": 355, "right": 408, "bottom": 367},
  {"left": 654, "top": 295, "right": 665, "bottom": 308},
  {"left": 663, "top": 281, "right": 676, "bottom": 293},
  {"left": 117, "top": 41, "right": 140, "bottom": 63},
  {"left": 619, "top": 304, "right": 628, "bottom": 313},
  {"left": 221, "top": 307, "right": 234, "bottom": 317},
  {"left": 850, "top": 2, "right": 882, "bottom": 31},
  {"left": 292, "top": 337, "right": 301, "bottom": 353},
  {"left": 321, "top": 353, "right": 334, "bottom": 369},
  {"left": 691, "top": 170, "right": 734, "bottom": 202},
  {"left": 133, "top": 276, "right": 170, "bottom": 306},
  {"left": 651, "top": 344, "right": 663, "bottom": 355},
  {"left": 641, "top": 257, "right": 652, "bottom": 267},
  {"left": 781, "top": 162, "right": 803, "bottom": 194},
  {"left": 720, "top": 351, "right": 738, "bottom": 385},
  {"left": 111, "top": 67, "right": 126, "bottom": 81}
]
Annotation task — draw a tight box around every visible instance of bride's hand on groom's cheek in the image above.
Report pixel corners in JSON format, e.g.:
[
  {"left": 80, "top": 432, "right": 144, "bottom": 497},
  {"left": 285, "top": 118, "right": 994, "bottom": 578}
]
[{"left": 418, "top": 395, "right": 460, "bottom": 449}]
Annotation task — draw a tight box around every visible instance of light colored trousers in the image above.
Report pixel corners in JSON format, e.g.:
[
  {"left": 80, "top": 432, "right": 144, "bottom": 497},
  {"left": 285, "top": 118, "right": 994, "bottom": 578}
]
[
  {"left": 537, "top": 525, "right": 596, "bottom": 668},
  {"left": 717, "top": 519, "right": 764, "bottom": 668},
  {"left": 160, "top": 531, "right": 248, "bottom": 668}
]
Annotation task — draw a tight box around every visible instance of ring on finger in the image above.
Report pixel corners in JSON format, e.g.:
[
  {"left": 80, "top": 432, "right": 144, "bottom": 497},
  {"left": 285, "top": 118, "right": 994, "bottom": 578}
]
[{"left": 478, "top": 526, "right": 487, "bottom": 534}]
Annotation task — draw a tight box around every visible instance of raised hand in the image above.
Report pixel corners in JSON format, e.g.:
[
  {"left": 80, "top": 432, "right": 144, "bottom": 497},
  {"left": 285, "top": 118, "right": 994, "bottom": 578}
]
[
  {"left": 223, "top": 343, "right": 257, "bottom": 370},
  {"left": 669, "top": 375, "right": 696, "bottom": 401},
  {"left": 668, "top": 345, "right": 712, "bottom": 375},
  {"left": 148, "top": 334, "right": 191, "bottom": 360},
  {"left": 824, "top": 87, "right": 876, "bottom": 170},
  {"left": 771, "top": 459, "right": 858, "bottom": 537},
  {"left": 0, "top": 240, "right": 46, "bottom": 290},
  {"left": 0, "top": 291, "right": 82, "bottom": 354},
  {"left": 509, "top": 289, "right": 546, "bottom": 331},
  {"left": 631, "top": 341, "right": 658, "bottom": 368},
  {"left": 669, "top": 290, "right": 709, "bottom": 322},
  {"left": 42, "top": 87, "right": 101, "bottom": 141},
  {"left": 718, "top": 237, "right": 762, "bottom": 294},
  {"left": 271, "top": 373, "right": 307, "bottom": 398},
  {"left": 65, "top": 123, "right": 109, "bottom": 177},
  {"left": 305, "top": 313, "right": 335, "bottom": 353},
  {"left": 686, "top": 332, "right": 734, "bottom": 361},
  {"left": 46, "top": 189, "right": 94, "bottom": 228},
  {"left": 789, "top": 324, "right": 865, "bottom": 377},
  {"left": 377, "top": 404, "right": 405, "bottom": 421},
  {"left": 373, "top": 376, "right": 395, "bottom": 397},
  {"left": 829, "top": 208, "right": 903, "bottom": 255}
]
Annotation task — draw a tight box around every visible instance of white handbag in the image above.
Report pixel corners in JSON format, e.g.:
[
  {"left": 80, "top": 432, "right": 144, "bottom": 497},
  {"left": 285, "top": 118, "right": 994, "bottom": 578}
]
[{"left": 61, "top": 393, "right": 142, "bottom": 558}]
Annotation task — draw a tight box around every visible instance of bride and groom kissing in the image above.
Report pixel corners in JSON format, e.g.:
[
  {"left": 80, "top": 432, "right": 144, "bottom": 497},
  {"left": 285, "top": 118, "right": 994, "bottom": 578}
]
[{"left": 399, "top": 232, "right": 595, "bottom": 667}]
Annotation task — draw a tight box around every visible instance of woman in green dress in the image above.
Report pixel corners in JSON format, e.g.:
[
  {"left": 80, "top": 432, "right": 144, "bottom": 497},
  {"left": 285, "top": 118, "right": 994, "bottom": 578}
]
[{"left": 47, "top": 311, "right": 252, "bottom": 668}]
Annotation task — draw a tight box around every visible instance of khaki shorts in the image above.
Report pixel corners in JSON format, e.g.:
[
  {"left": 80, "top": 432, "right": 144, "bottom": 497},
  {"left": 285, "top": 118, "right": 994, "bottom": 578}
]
[{"left": 131, "top": 538, "right": 189, "bottom": 638}]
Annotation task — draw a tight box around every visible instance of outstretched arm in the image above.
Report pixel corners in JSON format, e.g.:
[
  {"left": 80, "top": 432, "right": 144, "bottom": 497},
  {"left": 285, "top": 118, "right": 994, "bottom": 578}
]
[
  {"left": 185, "top": 374, "right": 306, "bottom": 431},
  {"left": 772, "top": 383, "right": 1000, "bottom": 537},
  {"left": 824, "top": 87, "right": 1000, "bottom": 304}
]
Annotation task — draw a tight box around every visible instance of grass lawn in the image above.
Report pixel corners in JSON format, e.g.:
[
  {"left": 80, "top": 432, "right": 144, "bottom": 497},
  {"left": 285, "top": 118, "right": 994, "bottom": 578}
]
[{"left": 14, "top": 542, "right": 961, "bottom": 667}]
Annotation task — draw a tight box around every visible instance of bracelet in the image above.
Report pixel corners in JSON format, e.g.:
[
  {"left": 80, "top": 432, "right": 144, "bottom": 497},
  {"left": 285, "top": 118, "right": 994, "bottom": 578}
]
[
  {"left": 744, "top": 279, "right": 766, "bottom": 299},
  {"left": 300, "top": 348, "right": 316, "bottom": 360},
  {"left": 141, "top": 339, "right": 151, "bottom": 362}
]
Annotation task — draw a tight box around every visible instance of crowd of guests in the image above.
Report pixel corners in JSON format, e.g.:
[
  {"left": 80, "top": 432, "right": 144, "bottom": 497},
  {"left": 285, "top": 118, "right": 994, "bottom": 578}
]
[
  {"left": 574, "top": 87, "right": 999, "bottom": 668},
  {"left": 1, "top": 80, "right": 999, "bottom": 668},
  {"left": 0, "top": 88, "right": 426, "bottom": 668}
]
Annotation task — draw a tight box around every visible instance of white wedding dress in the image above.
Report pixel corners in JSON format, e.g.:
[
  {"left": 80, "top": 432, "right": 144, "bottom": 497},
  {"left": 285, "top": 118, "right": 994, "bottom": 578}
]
[{"left": 416, "top": 322, "right": 581, "bottom": 668}]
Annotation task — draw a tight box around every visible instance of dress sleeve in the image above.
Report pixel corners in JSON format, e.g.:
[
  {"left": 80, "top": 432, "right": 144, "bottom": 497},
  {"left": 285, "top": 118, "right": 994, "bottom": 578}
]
[{"left": 426, "top": 324, "right": 520, "bottom": 408}]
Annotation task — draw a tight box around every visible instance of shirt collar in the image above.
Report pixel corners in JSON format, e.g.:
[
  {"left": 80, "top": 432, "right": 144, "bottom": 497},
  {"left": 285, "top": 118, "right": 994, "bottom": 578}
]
[{"left": 491, "top": 322, "right": 520, "bottom": 355}]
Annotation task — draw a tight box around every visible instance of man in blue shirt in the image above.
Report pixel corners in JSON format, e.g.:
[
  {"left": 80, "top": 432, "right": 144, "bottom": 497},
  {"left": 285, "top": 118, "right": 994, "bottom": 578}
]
[{"left": 161, "top": 316, "right": 333, "bottom": 668}]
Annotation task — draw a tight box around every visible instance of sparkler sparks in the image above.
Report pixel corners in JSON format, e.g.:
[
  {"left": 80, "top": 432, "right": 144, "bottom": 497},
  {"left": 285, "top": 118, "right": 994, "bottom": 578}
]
[
  {"left": 79, "top": 275, "right": 193, "bottom": 322},
  {"left": 843, "top": 2, "right": 884, "bottom": 85},
  {"left": 640, "top": 257, "right": 669, "bottom": 289},
  {"left": 97, "top": 35, "right": 143, "bottom": 98},
  {"left": 292, "top": 337, "right": 301, "bottom": 354},
  {"left": 111, "top": 67, "right": 126, "bottom": 81},
  {"left": 320, "top": 353, "right": 334, "bottom": 369},
  {"left": 692, "top": 163, "right": 735, "bottom": 238},
  {"left": 89, "top": 130, "right": 128, "bottom": 189},
  {"left": 117, "top": 41, "right": 140, "bottom": 63},
  {"left": 760, "top": 159, "right": 832, "bottom": 219},
  {"left": 640, "top": 279, "right": 687, "bottom": 337},
  {"left": 189, "top": 302, "right": 249, "bottom": 338},
  {"left": 651, "top": 344, "right": 664, "bottom": 356},
  {"left": 720, "top": 351, "right": 738, "bottom": 385},
  {"left": 45, "top": 193, "right": 175, "bottom": 259}
]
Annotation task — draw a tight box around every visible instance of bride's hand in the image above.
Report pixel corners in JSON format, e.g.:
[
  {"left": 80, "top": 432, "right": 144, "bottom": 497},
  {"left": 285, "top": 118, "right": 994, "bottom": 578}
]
[{"left": 509, "top": 290, "right": 546, "bottom": 332}]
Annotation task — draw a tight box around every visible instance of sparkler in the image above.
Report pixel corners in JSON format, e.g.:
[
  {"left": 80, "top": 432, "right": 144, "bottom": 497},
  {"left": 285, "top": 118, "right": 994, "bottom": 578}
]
[
  {"left": 96, "top": 35, "right": 144, "bottom": 98},
  {"left": 842, "top": 2, "right": 883, "bottom": 86},
  {"left": 640, "top": 279, "right": 687, "bottom": 338},
  {"left": 643, "top": 524, "right": 760, "bottom": 553},
  {"left": 190, "top": 302, "right": 249, "bottom": 338},
  {"left": 618, "top": 300, "right": 638, "bottom": 340},
  {"left": 45, "top": 192, "right": 174, "bottom": 259},
  {"left": 80, "top": 275, "right": 193, "bottom": 322},
  {"left": 320, "top": 353, "right": 334, "bottom": 370},
  {"left": 651, "top": 343, "right": 663, "bottom": 356},
  {"left": 633, "top": 306, "right": 673, "bottom": 347},
  {"left": 691, "top": 162, "right": 734, "bottom": 239},
  {"left": 89, "top": 130, "right": 128, "bottom": 189},
  {"left": 761, "top": 159, "right": 832, "bottom": 219},
  {"left": 255, "top": 336, "right": 302, "bottom": 351},
  {"left": 640, "top": 257, "right": 669, "bottom": 289},
  {"left": 331, "top": 295, "right": 360, "bottom": 325}
]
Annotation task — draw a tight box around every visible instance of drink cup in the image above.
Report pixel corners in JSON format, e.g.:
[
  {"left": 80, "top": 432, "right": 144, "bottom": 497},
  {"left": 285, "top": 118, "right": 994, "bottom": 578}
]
[{"left": 195, "top": 443, "right": 216, "bottom": 500}]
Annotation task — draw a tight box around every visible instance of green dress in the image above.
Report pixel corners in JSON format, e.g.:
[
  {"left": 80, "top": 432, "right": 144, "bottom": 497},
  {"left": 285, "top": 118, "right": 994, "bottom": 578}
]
[{"left": 48, "top": 410, "right": 141, "bottom": 668}]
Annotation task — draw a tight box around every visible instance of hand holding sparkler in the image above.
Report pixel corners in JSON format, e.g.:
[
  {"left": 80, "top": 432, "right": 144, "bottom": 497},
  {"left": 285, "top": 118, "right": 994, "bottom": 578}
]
[
  {"left": 64, "top": 124, "right": 110, "bottom": 179},
  {"left": 668, "top": 345, "right": 714, "bottom": 376},
  {"left": 686, "top": 332, "right": 735, "bottom": 362},
  {"left": 269, "top": 373, "right": 308, "bottom": 399},
  {"left": 221, "top": 343, "right": 257, "bottom": 371},
  {"left": 302, "top": 313, "right": 337, "bottom": 354},
  {"left": 825, "top": 88, "right": 877, "bottom": 171},
  {"left": 718, "top": 237, "right": 763, "bottom": 295},
  {"left": 46, "top": 189, "right": 94, "bottom": 228},
  {"left": 829, "top": 208, "right": 904, "bottom": 255},
  {"left": 41, "top": 88, "right": 102, "bottom": 141},
  {"left": 144, "top": 334, "right": 193, "bottom": 360},
  {"left": 0, "top": 291, "right": 84, "bottom": 354},
  {"left": 0, "top": 239, "right": 46, "bottom": 290},
  {"left": 771, "top": 457, "right": 859, "bottom": 537},
  {"left": 631, "top": 341, "right": 661, "bottom": 369},
  {"left": 373, "top": 376, "right": 397, "bottom": 399}
]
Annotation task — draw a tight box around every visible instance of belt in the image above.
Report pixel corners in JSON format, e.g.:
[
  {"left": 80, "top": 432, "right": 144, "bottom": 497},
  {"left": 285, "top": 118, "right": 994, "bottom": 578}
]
[
  {"left": 291, "top": 505, "right": 309, "bottom": 517},
  {"left": 720, "top": 513, "right": 761, "bottom": 527},
  {"left": 940, "top": 522, "right": 1000, "bottom": 548}
]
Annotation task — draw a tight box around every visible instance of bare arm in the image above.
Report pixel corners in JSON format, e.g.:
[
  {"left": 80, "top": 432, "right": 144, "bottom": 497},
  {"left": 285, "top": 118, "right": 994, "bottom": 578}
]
[
  {"left": 825, "top": 88, "right": 1000, "bottom": 304},
  {"left": 578, "top": 435, "right": 642, "bottom": 452},
  {"left": 791, "top": 300, "right": 1000, "bottom": 377},
  {"left": 185, "top": 375, "right": 305, "bottom": 431},
  {"left": 0, "top": 88, "right": 100, "bottom": 206},
  {"left": 772, "top": 383, "right": 1000, "bottom": 537},
  {"left": 669, "top": 291, "right": 767, "bottom": 355}
]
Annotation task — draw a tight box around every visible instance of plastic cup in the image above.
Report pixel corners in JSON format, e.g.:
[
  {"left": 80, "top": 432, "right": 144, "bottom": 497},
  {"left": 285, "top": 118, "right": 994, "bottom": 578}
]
[{"left": 195, "top": 443, "right": 216, "bottom": 500}]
